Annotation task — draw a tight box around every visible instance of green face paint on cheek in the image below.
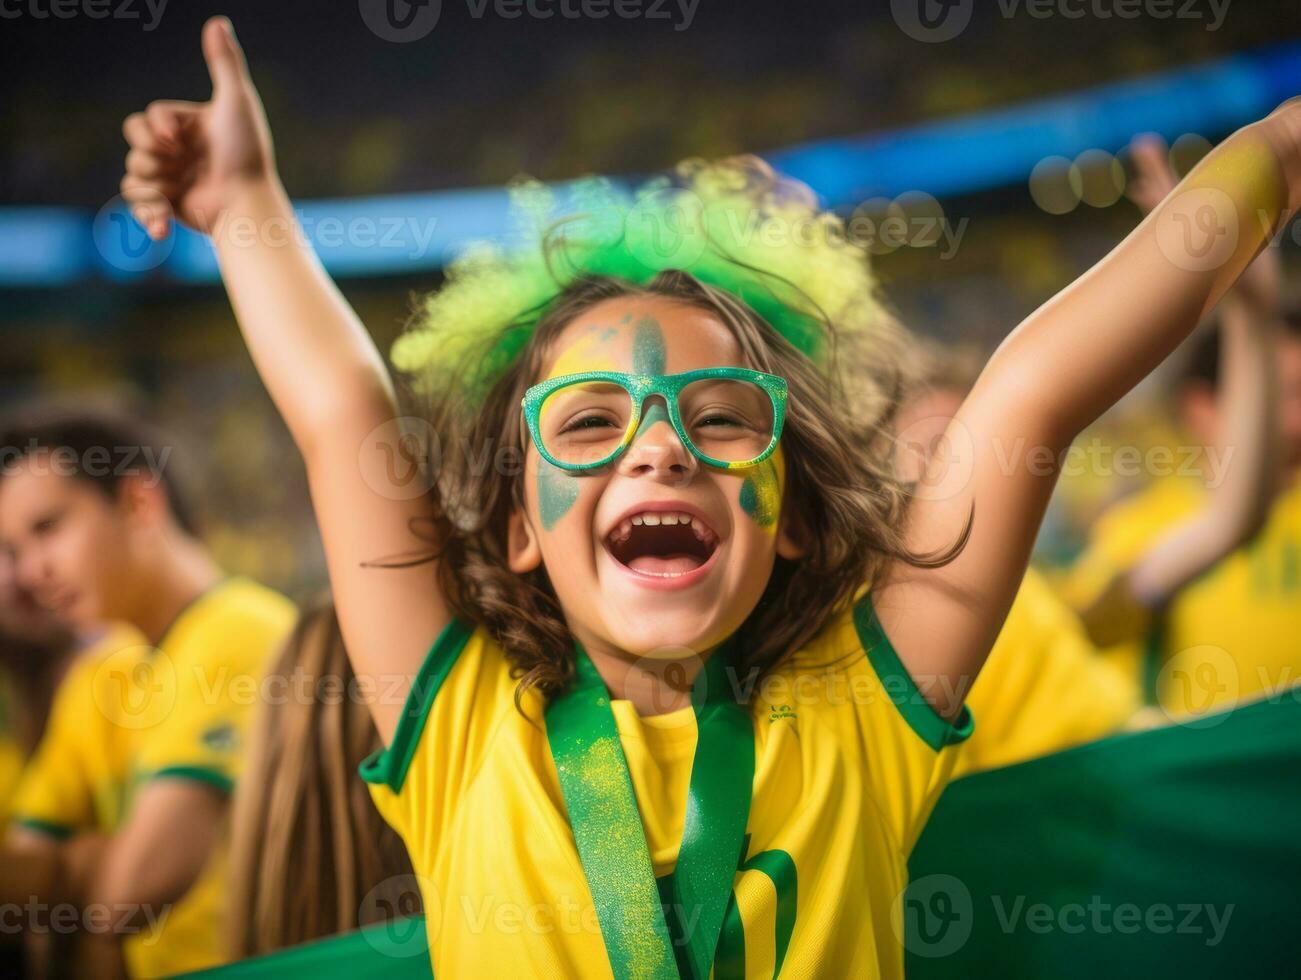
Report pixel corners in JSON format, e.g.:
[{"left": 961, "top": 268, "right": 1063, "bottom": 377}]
[
  {"left": 632, "top": 316, "right": 666, "bottom": 376},
  {"left": 537, "top": 459, "right": 579, "bottom": 531},
  {"left": 739, "top": 456, "right": 782, "bottom": 531}
]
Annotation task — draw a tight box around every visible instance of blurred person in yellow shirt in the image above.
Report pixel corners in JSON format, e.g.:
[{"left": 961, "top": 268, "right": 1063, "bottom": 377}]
[
  {"left": 0, "top": 552, "right": 77, "bottom": 826},
  {"left": 1065, "top": 317, "right": 1301, "bottom": 716},
  {"left": 0, "top": 408, "right": 295, "bottom": 979},
  {"left": 1064, "top": 138, "right": 1297, "bottom": 721}
]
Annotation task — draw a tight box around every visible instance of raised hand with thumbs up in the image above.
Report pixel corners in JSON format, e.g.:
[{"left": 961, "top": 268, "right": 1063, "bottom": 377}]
[{"left": 120, "top": 16, "right": 275, "bottom": 239}]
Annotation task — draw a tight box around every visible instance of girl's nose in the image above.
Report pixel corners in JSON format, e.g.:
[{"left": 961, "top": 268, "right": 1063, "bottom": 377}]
[{"left": 618, "top": 398, "right": 697, "bottom": 480}]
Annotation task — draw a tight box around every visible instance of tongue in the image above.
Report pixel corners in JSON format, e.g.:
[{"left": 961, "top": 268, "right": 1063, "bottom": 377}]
[{"left": 627, "top": 553, "right": 704, "bottom": 575}]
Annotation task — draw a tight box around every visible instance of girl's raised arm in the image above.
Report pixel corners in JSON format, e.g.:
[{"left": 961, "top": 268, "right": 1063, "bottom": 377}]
[
  {"left": 120, "top": 17, "right": 449, "bottom": 742},
  {"left": 877, "top": 102, "right": 1301, "bottom": 719}
]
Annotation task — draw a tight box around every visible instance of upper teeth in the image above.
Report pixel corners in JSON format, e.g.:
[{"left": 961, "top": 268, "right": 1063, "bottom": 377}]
[{"left": 610, "top": 512, "right": 715, "bottom": 543}]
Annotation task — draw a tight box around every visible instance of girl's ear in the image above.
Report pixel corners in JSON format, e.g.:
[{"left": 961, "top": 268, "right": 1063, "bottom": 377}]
[
  {"left": 507, "top": 502, "right": 543, "bottom": 573},
  {"left": 776, "top": 504, "right": 808, "bottom": 561}
]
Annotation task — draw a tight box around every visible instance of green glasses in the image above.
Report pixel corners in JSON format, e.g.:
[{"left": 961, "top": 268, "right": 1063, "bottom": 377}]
[{"left": 522, "top": 368, "right": 788, "bottom": 472}]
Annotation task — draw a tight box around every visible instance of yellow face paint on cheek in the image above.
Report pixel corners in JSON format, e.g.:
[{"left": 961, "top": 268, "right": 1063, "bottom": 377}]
[{"left": 739, "top": 447, "right": 784, "bottom": 533}]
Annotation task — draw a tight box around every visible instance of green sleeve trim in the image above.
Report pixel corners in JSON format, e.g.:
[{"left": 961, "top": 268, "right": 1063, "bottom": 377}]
[
  {"left": 359, "top": 618, "right": 475, "bottom": 794},
  {"left": 147, "top": 765, "right": 235, "bottom": 793},
  {"left": 12, "top": 817, "right": 75, "bottom": 841},
  {"left": 852, "top": 595, "right": 974, "bottom": 751}
]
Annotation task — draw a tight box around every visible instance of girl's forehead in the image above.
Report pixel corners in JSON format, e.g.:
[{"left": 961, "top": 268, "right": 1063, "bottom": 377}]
[{"left": 541, "top": 297, "right": 743, "bottom": 380}]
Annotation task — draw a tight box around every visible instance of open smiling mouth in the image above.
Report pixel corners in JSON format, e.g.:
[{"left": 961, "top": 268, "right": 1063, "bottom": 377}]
[{"left": 605, "top": 511, "right": 720, "bottom": 578}]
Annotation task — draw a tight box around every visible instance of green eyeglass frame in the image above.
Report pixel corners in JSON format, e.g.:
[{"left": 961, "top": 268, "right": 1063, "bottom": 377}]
[{"left": 522, "top": 367, "right": 789, "bottom": 472}]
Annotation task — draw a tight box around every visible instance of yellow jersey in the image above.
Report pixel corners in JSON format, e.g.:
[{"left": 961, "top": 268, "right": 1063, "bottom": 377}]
[
  {"left": 0, "top": 625, "right": 141, "bottom": 827},
  {"left": 9, "top": 576, "right": 296, "bottom": 979},
  {"left": 0, "top": 671, "right": 23, "bottom": 826},
  {"left": 363, "top": 595, "right": 972, "bottom": 979},
  {"left": 1063, "top": 478, "right": 1301, "bottom": 717},
  {"left": 954, "top": 568, "right": 1139, "bottom": 778}
]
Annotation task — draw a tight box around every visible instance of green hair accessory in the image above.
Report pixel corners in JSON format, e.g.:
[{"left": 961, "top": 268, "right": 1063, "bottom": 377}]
[{"left": 392, "top": 157, "right": 884, "bottom": 398}]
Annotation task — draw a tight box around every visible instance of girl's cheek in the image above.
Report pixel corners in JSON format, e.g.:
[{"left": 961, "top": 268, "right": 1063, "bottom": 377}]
[
  {"left": 738, "top": 450, "right": 785, "bottom": 533},
  {"left": 536, "top": 459, "right": 580, "bottom": 531}
]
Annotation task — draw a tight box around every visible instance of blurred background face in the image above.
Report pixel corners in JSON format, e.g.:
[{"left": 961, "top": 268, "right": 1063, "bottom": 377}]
[
  {"left": 0, "top": 546, "right": 69, "bottom": 646},
  {"left": 0, "top": 454, "right": 138, "bottom": 628},
  {"left": 512, "top": 296, "right": 798, "bottom": 659}
]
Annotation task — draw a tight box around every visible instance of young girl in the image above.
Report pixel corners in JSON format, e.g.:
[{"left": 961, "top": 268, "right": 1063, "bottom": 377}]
[{"left": 119, "top": 17, "right": 1301, "bottom": 977}]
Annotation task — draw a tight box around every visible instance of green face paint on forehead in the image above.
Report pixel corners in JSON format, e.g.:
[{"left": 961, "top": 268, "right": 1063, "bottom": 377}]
[
  {"left": 537, "top": 458, "right": 579, "bottom": 531},
  {"left": 632, "top": 316, "right": 666, "bottom": 377}
]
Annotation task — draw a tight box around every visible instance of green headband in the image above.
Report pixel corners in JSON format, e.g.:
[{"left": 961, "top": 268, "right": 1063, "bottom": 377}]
[{"left": 392, "top": 157, "right": 884, "bottom": 398}]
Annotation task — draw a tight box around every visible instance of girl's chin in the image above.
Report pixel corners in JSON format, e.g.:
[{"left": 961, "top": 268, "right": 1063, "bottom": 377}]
[{"left": 597, "top": 607, "right": 734, "bottom": 660}]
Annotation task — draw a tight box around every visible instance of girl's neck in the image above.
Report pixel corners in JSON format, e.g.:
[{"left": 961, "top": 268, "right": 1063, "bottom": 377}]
[
  {"left": 128, "top": 542, "right": 225, "bottom": 647},
  {"left": 583, "top": 642, "right": 707, "bottom": 717}
]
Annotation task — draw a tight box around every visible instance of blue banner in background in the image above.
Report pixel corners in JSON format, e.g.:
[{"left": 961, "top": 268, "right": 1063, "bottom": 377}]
[{"left": 4, "top": 41, "right": 1301, "bottom": 288}]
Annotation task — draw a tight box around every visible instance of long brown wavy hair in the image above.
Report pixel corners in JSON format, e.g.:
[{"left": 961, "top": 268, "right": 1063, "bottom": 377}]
[
  {"left": 399, "top": 266, "right": 965, "bottom": 703},
  {"left": 226, "top": 599, "right": 417, "bottom": 957}
]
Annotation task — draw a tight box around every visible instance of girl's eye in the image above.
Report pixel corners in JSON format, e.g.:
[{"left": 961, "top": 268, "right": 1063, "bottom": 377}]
[
  {"left": 560, "top": 413, "right": 620, "bottom": 434},
  {"left": 697, "top": 414, "right": 742, "bottom": 428}
]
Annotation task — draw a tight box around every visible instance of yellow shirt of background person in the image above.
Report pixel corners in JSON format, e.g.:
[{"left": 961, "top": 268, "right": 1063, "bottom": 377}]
[
  {"left": 364, "top": 596, "right": 972, "bottom": 980},
  {"left": 9, "top": 577, "right": 295, "bottom": 979},
  {"left": 1063, "top": 478, "right": 1301, "bottom": 718},
  {"left": 953, "top": 568, "right": 1140, "bottom": 778},
  {"left": 0, "top": 673, "right": 23, "bottom": 826},
  {"left": 0, "top": 624, "right": 143, "bottom": 827}
]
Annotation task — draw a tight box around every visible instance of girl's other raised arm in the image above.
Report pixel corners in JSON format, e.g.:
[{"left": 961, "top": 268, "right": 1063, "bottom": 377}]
[{"left": 877, "top": 102, "right": 1301, "bottom": 719}]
